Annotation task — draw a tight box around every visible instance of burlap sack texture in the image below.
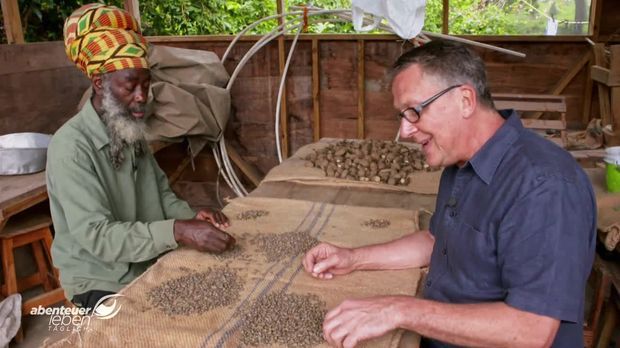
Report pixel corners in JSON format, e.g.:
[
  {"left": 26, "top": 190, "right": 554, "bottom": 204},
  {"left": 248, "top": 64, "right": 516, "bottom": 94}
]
[
  {"left": 262, "top": 138, "right": 443, "bottom": 195},
  {"left": 51, "top": 197, "right": 422, "bottom": 347}
]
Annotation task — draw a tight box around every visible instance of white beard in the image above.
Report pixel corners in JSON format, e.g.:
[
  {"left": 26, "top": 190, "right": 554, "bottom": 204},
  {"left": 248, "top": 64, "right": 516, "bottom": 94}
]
[{"left": 100, "top": 83, "right": 146, "bottom": 169}]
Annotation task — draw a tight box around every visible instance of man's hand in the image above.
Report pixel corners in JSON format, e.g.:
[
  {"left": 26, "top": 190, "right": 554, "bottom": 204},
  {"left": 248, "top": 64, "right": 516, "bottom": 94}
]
[
  {"left": 195, "top": 209, "right": 230, "bottom": 228},
  {"left": 173, "top": 219, "right": 235, "bottom": 253},
  {"left": 323, "top": 296, "right": 405, "bottom": 348},
  {"left": 302, "top": 242, "right": 358, "bottom": 279}
]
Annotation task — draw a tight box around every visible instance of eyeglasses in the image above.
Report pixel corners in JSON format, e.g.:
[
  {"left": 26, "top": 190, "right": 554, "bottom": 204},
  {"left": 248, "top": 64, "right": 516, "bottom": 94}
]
[{"left": 397, "top": 84, "right": 463, "bottom": 124}]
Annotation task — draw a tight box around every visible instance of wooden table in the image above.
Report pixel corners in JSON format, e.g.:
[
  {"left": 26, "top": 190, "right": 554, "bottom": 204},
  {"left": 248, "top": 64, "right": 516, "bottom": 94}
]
[{"left": 0, "top": 171, "right": 48, "bottom": 231}]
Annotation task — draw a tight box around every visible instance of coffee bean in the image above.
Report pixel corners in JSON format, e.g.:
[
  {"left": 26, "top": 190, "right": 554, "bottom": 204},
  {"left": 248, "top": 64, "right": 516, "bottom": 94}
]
[
  {"left": 236, "top": 210, "right": 269, "bottom": 221},
  {"left": 148, "top": 267, "right": 243, "bottom": 316},
  {"left": 362, "top": 218, "right": 391, "bottom": 229},
  {"left": 252, "top": 231, "right": 318, "bottom": 263},
  {"left": 305, "top": 140, "right": 436, "bottom": 186},
  {"left": 240, "top": 292, "right": 326, "bottom": 347}
]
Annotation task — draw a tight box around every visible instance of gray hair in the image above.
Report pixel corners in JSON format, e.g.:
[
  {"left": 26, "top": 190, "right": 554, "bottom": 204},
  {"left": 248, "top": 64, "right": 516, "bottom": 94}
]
[{"left": 390, "top": 40, "right": 495, "bottom": 109}]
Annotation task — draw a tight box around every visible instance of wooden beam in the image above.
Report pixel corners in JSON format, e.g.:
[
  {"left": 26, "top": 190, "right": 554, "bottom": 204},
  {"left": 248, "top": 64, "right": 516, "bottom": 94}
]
[
  {"left": 610, "top": 46, "right": 620, "bottom": 84},
  {"left": 276, "top": 0, "right": 288, "bottom": 159},
  {"left": 591, "top": 65, "right": 612, "bottom": 85},
  {"left": 589, "top": 0, "right": 602, "bottom": 40},
  {"left": 582, "top": 55, "right": 594, "bottom": 126},
  {"left": 611, "top": 45, "right": 620, "bottom": 138},
  {"left": 594, "top": 43, "right": 612, "bottom": 126},
  {"left": 146, "top": 34, "right": 589, "bottom": 44},
  {"left": 225, "top": 144, "right": 262, "bottom": 187},
  {"left": 531, "top": 50, "right": 590, "bottom": 119},
  {"left": 590, "top": 65, "right": 620, "bottom": 87},
  {"left": 521, "top": 119, "right": 566, "bottom": 130},
  {"left": 312, "top": 39, "right": 321, "bottom": 142},
  {"left": 1, "top": 0, "right": 24, "bottom": 44},
  {"left": 124, "top": 0, "right": 142, "bottom": 30},
  {"left": 357, "top": 40, "right": 365, "bottom": 139},
  {"left": 442, "top": 0, "right": 449, "bottom": 35}
]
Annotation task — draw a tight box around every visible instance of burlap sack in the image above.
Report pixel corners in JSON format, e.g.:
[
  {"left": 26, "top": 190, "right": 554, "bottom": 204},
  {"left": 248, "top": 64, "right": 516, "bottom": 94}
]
[
  {"left": 262, "top": 138, "right": 442, "bottom": 195},
  {"left": 51, "top": 197, "right": 422, "bottom": 347}
]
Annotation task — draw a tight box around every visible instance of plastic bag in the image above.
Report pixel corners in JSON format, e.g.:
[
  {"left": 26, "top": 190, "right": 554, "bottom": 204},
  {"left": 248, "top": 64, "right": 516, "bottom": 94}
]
[{"left": 351, "top": 0, "right": 426, "bottom": 39}]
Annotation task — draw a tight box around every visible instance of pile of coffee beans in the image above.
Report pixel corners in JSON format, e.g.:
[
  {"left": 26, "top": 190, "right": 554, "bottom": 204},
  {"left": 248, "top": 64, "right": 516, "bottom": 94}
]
[
  {"left": 240, "top": 292, "right": 326, "bottom": 347},
  {"left": 362, "top": 218, "right": 391, "bottom": 229},
  {"left": 253, "top": 231, "right": 318, "bottom": 263},
  {"left": 214, "top": 244, "right": 244, "bottom": 261},
  {"left": 305, "top": 139, "right": 433, "bottom": 186},
  {"left": 148, "top": 267, "right": 243, "bottom": 315},
  {"left": 236, "top": 210, "right": 269, "bottom": 221}
]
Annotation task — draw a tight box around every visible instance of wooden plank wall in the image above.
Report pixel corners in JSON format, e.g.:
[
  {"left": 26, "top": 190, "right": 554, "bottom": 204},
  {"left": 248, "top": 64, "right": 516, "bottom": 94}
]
[
  {"left": 0, "top": 37, "right": 594, "bottom": 175},
  {"left": 0, "top": 41, "right": 90, "bottom": 134}
]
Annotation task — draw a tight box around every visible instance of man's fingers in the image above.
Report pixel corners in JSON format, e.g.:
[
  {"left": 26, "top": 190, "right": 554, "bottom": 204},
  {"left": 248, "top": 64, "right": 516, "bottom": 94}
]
[
  {"left": 343, "top": 332, "right": 360, "bottom": 348},
  {"left": 303, "top": 246, "right": 323, "bottom": 273},
  {"left": 324, "top": 318, "right": 347, "bottom": 348},
  {"left": 324, "top": 304, "right": 343, "bottom": 323},
  {"left": 313, "top": 254, "right": 340, "bottom": 274}
]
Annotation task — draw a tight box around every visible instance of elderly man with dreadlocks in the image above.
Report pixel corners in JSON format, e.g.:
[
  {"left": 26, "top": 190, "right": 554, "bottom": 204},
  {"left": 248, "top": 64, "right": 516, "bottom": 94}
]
[{"left": 46, "top": 3, "right": 235, "bottom": 309}]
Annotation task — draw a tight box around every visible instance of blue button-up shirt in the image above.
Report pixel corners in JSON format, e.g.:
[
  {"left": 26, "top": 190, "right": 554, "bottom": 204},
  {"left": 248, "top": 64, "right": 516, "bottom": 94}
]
[{"left": 423, "top": 110, "right": 596, "bottom": 348}]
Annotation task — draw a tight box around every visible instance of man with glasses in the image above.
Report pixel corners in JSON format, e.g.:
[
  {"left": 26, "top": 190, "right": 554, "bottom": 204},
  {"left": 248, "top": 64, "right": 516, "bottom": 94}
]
[{"left": 303, "top": 40, "right": 595, "bottom": 348}]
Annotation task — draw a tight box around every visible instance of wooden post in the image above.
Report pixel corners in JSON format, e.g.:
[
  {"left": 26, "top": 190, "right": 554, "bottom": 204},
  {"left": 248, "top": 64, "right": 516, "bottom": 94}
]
[
  {"left": 276, "top": 0, "right": 289, "bottom": 159},
  {"left": 582, "top": 49, "right": 595, "bottom": 126},
  {"left": 594, "top": 43, "right": 612, "bottom": 127},
  {"left": 442, "top": 0, "right": 449, "bottom": 34},
  {"left": 124, "top": 0, "right": 142, "bottom": 30},
  {"left": 357, "top": 40, "right": 365, "bottom": 139},
  {"left": 611, "top": 45, "right": 620, "bottom": 143},
  {"left": 312, "top": 39, "right": 321, "bottom": 142},
  {"left": 1, "top": 0, "right": 24, "bottom": 44},
  {"left": 589, "top": 0, "right": 602, "bottom": 41}
]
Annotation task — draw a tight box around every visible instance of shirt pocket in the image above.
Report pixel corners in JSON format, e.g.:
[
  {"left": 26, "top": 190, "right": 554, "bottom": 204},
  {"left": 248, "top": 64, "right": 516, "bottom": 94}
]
[{"left": 446, "top": 220, "right": 497, "bottom": 290}]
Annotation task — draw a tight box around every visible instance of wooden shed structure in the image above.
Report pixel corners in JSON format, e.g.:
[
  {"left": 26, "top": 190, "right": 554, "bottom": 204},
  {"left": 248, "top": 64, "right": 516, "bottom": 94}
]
[{"left": 2, "top": 0, "right": 620, "bottom": 347}]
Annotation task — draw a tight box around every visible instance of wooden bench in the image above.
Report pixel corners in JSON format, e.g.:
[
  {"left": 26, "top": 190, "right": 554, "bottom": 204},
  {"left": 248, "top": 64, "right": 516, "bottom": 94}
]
[{"left": 493, "top": 93, "right": 568, "bottom": 148}]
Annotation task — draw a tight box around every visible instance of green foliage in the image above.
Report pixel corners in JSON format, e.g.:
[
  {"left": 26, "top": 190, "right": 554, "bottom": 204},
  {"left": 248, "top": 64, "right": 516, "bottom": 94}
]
[
  {"left": 141, "top": 1, "right": 277, "bottom": 36},
  {"left": 3, "top": 0, "right": 591, "bottom": 43},
  {"left": 18, "top": 0, "right": 123, "bottom": 42},
  {"left": 424, "top": 0, "right": 443, "bottom": 33}
]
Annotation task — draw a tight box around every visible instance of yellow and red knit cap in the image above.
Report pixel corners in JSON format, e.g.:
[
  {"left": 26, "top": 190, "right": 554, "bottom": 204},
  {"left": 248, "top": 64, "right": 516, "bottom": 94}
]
[{"left": 63, "top": 3, "right": 148, "bottom": 78}]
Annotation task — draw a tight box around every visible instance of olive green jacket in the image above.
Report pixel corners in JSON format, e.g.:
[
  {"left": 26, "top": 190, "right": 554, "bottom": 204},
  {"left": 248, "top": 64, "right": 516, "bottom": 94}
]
[{"left": 46, "top": 99, "right": 195, "bottom": 300}]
